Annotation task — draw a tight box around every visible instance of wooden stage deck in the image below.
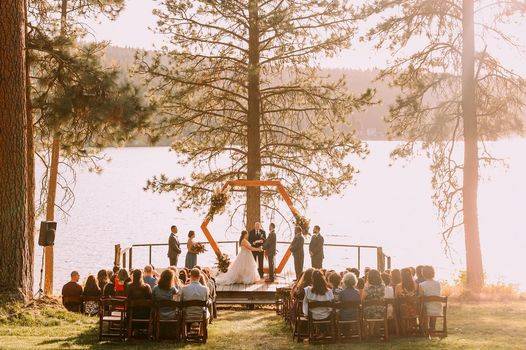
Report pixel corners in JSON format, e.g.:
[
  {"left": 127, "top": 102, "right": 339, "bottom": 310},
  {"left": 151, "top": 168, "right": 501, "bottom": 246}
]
[{"left": 215, "top": 272, "right": 294, "bottom": 305}]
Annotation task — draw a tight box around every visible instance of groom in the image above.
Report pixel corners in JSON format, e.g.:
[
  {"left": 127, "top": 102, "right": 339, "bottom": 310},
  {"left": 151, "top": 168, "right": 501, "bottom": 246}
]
[
  {"left": 263, "top": 222, "right": 277, "bottom": 282},
  {"left": 248, "top": 222, "right": 266, "bottom": 279}
]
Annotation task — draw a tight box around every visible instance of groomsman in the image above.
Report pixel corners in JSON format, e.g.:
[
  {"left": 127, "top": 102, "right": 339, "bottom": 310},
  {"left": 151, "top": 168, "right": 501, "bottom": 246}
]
[
  {"left": 167, "top": 225, "right": 181, "bottom": 266},
  {"left": 290, "top": 226, "right": 305, "bottom": 280},
  {"left": 249, "top": 222, "right": 267, "bottom": 279},
  {"left": 263, "top": 222, "right": 277, "bottom": 282},
  {"left": 309, "top": 225, "right": 324, "bottom": 269}
]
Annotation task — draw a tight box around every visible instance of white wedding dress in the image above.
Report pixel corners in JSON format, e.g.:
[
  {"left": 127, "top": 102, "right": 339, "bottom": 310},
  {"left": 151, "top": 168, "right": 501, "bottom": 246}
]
[{"left": 215, "top": 239, "right": 261, "bottom": 285}]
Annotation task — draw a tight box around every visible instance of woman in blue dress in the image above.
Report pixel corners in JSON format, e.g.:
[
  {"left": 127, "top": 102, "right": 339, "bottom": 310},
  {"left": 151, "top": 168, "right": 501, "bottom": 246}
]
[{"left": 185, "top": 230, "right": 198, "bottom": 269}]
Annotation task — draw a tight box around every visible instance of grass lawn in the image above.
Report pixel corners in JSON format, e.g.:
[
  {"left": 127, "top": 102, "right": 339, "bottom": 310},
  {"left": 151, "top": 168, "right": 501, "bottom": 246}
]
[{"left": 0, "top": 301, "right": 525, "bottom": 349}]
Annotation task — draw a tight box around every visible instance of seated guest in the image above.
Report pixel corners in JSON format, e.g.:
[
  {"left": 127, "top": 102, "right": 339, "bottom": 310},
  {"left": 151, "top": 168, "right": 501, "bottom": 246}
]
[
  {"left": 419, "top": 265, "right": 442, "bottom": 330},
  {"left": 415, "top": 265, "right": 426, "bottom": 284},
  {"left": 291, "top": 268, "right": 314, "bottom": 301},
  {"left": 395, "top": 267, "right": 419, "bottom": 319},
  {"left": 302, "top": 270, "right": 334, "bottom": 320},
  {"left": 382, "top": 272, "right": 394, "bottom": 319},
  {"left": 390, "top": 269, "right": 402, "bottom": 288},
  {"left": 97, "top": 269, "right": 109, "bottom": 294},
  {"left": 153, "top": 269, "right": 179, "bottom": 319},
  {"left": 143, "top": 265, "right": 158, "bottom": 289},
  {"left": 181, "top": 268, "right": 210, "bottom": 320},
  {"left": 327, "top": 272, "right": 342, "bottom": 301},
  {"left": 339, "top": 272, "right": 361, "bottom": 321},
  {"left": 179, "top": 269, "right": 189, "bottom": 285},
  {"left": 126, "top": 269, "right": 152, "bottom": 319},
  {"left": 362, "top": 269, "right": 385, "bottom": 320},
  {"left": 349, "top": 268, "right": 365, "bottom": 290},
  {"left": 82, "top": 275, "right": 101, "bottom": 316},
  {"left": 62, "top": 271, "right": 83, "bottom": 312},
  {"left": 114, "top": 269, "right": 130, "bottom": 297},
  {"left": 202, "top": 268, "right": 217, "bottom": 302}
]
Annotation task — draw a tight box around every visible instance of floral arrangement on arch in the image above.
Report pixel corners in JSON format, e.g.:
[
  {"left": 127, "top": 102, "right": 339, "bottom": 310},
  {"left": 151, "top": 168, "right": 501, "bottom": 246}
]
[
  {"left": 193, "top": 242, "right": 207, "bottom": 254},
  {"left": 293, "top": 211, "right": 310, "bottom": 235},
  {"left": 206, "top": 187, "right": 229, "bottom": 221},
  {"left": 215, "top": 252, "right": 231, "bottom": 273}
]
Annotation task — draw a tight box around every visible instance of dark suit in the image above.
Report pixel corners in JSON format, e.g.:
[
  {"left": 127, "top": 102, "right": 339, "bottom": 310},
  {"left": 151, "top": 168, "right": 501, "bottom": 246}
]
[
  {"left": 290, "top": 234, "right": 304, "bottom": 280},
  {"left": 262, "top": 230, "right": 277, "bottom": 280},
  {"left": 309, "top": 234, "right": 324, "bottom": 269},
  {"left": 168, "top": 233, "right": 181, "bottom": 266},
  {"left": 248, "top": 229, "right": 266, "bottom": 278}
]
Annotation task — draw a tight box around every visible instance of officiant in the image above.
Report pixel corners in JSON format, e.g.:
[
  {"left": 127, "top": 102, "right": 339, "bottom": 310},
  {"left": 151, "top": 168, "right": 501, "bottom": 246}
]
[{"left": 248, "top": 222, "right": 266, "bottom": 279}]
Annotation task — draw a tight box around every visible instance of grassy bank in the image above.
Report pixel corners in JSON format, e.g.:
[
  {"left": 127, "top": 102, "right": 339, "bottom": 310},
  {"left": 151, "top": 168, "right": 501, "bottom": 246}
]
[{"left": 0, "top": 300, "right": 525, "bottom": 349}]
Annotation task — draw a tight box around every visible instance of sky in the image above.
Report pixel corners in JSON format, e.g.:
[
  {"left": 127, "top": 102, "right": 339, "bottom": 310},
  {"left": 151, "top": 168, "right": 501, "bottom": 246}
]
[{"left": 85, "top": 1, "right": 525, "bottom": 74}]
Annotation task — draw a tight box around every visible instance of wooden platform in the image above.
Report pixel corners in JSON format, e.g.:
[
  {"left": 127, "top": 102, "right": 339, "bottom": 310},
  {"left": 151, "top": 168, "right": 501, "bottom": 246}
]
[{"left": 216, "top": 273, "right": 294, "bottom": 305}]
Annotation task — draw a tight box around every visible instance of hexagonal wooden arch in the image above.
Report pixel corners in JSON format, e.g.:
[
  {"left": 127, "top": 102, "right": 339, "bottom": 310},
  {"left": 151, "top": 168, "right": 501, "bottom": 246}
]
[{"left": 200, "top": 179, "right": 300, "bottom": 274}]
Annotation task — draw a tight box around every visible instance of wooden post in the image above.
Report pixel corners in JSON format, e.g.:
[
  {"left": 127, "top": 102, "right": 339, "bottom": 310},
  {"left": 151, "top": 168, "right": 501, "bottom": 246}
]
[
  {"left": 376, "top": 247, "right": 385, "bottom": 272},
  {"left": 114, "top": 244, "right": 121, "bottom": 267},
  {"left": 122, "top": 251, "right": 127, "bottom": 270},
  {"left": 148, "top": 245, "right": 152, "bottom": 265},
  {"left": 128, "top": 247, "right": 133, "bottom": 270},
  {"left": 387, "top": 256, "right": 392, "bottom": 270}
]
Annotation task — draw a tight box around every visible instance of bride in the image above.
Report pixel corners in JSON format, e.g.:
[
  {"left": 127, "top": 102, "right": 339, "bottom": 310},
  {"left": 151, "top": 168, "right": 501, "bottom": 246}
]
[{"left": 216, "top": 230, "right": 262, "bottom": 285}]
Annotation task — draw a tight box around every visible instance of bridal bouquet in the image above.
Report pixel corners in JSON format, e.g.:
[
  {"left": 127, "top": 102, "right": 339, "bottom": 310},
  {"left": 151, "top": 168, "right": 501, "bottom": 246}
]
[{"left": 193, "top": 242, "right": 207, "bottom": 254}]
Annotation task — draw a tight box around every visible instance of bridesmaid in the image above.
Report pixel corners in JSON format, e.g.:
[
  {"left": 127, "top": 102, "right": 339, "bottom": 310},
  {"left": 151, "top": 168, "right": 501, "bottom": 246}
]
[{"left": 185, "top": 230, "right": 198, "bottom": 269}]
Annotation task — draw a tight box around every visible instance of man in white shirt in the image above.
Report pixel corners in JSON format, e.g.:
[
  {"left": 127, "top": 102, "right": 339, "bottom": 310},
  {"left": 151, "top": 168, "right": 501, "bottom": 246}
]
[{"left": 181, "top": 268, "right": 210, "bottom": 320}]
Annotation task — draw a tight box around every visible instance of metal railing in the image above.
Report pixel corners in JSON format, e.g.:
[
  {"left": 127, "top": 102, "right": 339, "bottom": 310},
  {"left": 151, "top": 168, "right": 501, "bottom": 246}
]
[{"left": 115, "top": 240, "right": 392, "bottom": 272}]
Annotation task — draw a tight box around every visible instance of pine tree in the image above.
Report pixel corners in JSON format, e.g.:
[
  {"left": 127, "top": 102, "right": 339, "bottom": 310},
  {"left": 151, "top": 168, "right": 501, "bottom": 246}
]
[
  {"left": 137, "top": 0, "right": 374, "bottom": 228},
  {"left": 0, "top": 0, "right": 33, "bottom": 301},
  {"left": 361, "top": 0, "right": 526, "bottom": 291}
]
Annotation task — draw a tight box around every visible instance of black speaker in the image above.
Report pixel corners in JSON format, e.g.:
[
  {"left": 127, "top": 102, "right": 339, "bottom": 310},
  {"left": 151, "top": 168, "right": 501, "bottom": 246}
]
[{"left": 38, "top": 221, "right": 57, "bottom": 246}]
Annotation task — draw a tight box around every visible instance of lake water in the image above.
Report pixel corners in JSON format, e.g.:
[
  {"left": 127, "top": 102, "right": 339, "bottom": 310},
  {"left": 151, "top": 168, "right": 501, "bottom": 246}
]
[{"left": 35, "top": 140, "right": 526, "bottom": 293}]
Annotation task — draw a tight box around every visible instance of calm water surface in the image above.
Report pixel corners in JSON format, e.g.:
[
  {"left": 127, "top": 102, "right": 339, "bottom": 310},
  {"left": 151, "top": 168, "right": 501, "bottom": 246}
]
[{"left": 35, "top": 140, "right": 526, "bottom": 292}]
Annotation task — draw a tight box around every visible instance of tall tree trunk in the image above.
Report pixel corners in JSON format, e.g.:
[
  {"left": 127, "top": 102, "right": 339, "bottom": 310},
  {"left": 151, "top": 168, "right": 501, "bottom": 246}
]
[
  {"left": 246, "top": 0, "right": 261, "bottom": 229},
  {"left": 0, "top": 0, "right": 32, "bottom": 301},
  {"left": 25, "top": 0, "right": 35, "bottom": 297},
  {"left": 462, "top": 0, "right": 484, "bottom": 292},
  {"left": 43, "top": 0, "right": 67, "bottom": 296}
]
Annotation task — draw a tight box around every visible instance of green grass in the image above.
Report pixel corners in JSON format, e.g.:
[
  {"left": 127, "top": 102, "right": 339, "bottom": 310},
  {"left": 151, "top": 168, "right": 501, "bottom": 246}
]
[{"left": 0, "top": 301, "right": 525, "bottom": 349}]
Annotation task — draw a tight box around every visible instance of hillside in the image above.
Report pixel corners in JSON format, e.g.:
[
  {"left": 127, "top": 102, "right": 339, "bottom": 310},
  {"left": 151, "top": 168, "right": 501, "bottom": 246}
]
[{"left": 102, "top": 46, "right": 400, "bottom": 144}]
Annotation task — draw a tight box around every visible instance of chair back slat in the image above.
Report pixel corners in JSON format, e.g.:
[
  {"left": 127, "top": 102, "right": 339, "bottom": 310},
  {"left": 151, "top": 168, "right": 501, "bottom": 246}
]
[
  {"left": 362, "top": 299, "right": 386, "bottom": 307},
  {"left": 336, "top": 301, "right": 361, "bottom": 309},
  {"left": 128, "top": 299, "right": 153, "bottom": 308},
  {"left": 155, "top": 299, "right": 180, "bottom": 308},
  {"left": 182, "top": 300, "right": 207, "bottom": 308},
  {"left": 308, "top": 300, "right": 334, "bottom": 309},
  {"left": 422, "top": 296, "right": 447, "bottom": 303}
]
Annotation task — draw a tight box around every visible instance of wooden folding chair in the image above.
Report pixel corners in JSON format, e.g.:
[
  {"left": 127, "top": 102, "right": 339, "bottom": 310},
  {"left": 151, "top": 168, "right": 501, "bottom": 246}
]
[
  {"left": 126, "top": 299, "right": 154, "bottom": 339},
  {"left": 307, "top": 301, "right": 336, "bottom": 343},
  {"left": 335, "top": 301, "right": 362, "bottom": 342},
  {"left": 421, "top": 296, "right": 448, "bottom": 338},
  {"left": 99, "top": 298, "right": 127, "bottom": 342},
  {"left": 362, "top": 299, "right": 389, "bottom": 341},
  {"left": 182, "top": 300, "right": 208, "bottom": 344},
  {"left": 292, "top": 300, "right": 308, "bottom": 342},
  {"left": 153, "top": 300, "right": 182, "bottom": 341},
  {"left": 385, "top": 298, "right": 400, "bottom": 336},
  {"left": 275, "top": 287, "right": 286, "bottom": 315},
  {"left": 396, "top": 296, "right": 423, "bottom": 336}
]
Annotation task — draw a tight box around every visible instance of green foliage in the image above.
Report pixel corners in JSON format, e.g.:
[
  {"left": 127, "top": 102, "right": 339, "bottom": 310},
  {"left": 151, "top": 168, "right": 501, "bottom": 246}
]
[{"left": 137, "top": 0, "right": 375, "bottom": 218}]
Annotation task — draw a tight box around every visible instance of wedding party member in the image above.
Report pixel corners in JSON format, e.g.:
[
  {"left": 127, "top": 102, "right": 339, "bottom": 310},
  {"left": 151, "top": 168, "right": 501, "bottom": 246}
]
[
  {"left": 168, "top": 225, "right": 181, "bottom": 267},
  {"left": 62, "top": 271, "right": 83, "bottom": 312},
  {"left": 419, "top": 265, "right": 442, "bottom": 330},
  {"left": 290, "top": 226, "right": 305, "bottom": 280},
  {"left": 181, "top": 268, "right": 210, "bottom": 320},
  {"left": 309, "top": 225, "right": 324, "bottom": 269},
  {"left": 248, "top": 222, "right": 267, "bottom": 279},
  {"left": 302, "top": 270, "right": 334, "bottom": 321},
  {"left": 263, "top": 222, "right": 277, "bottom": 282},
  {"left": 185, "top": 231, "right": 199, "bottom": 269}
]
